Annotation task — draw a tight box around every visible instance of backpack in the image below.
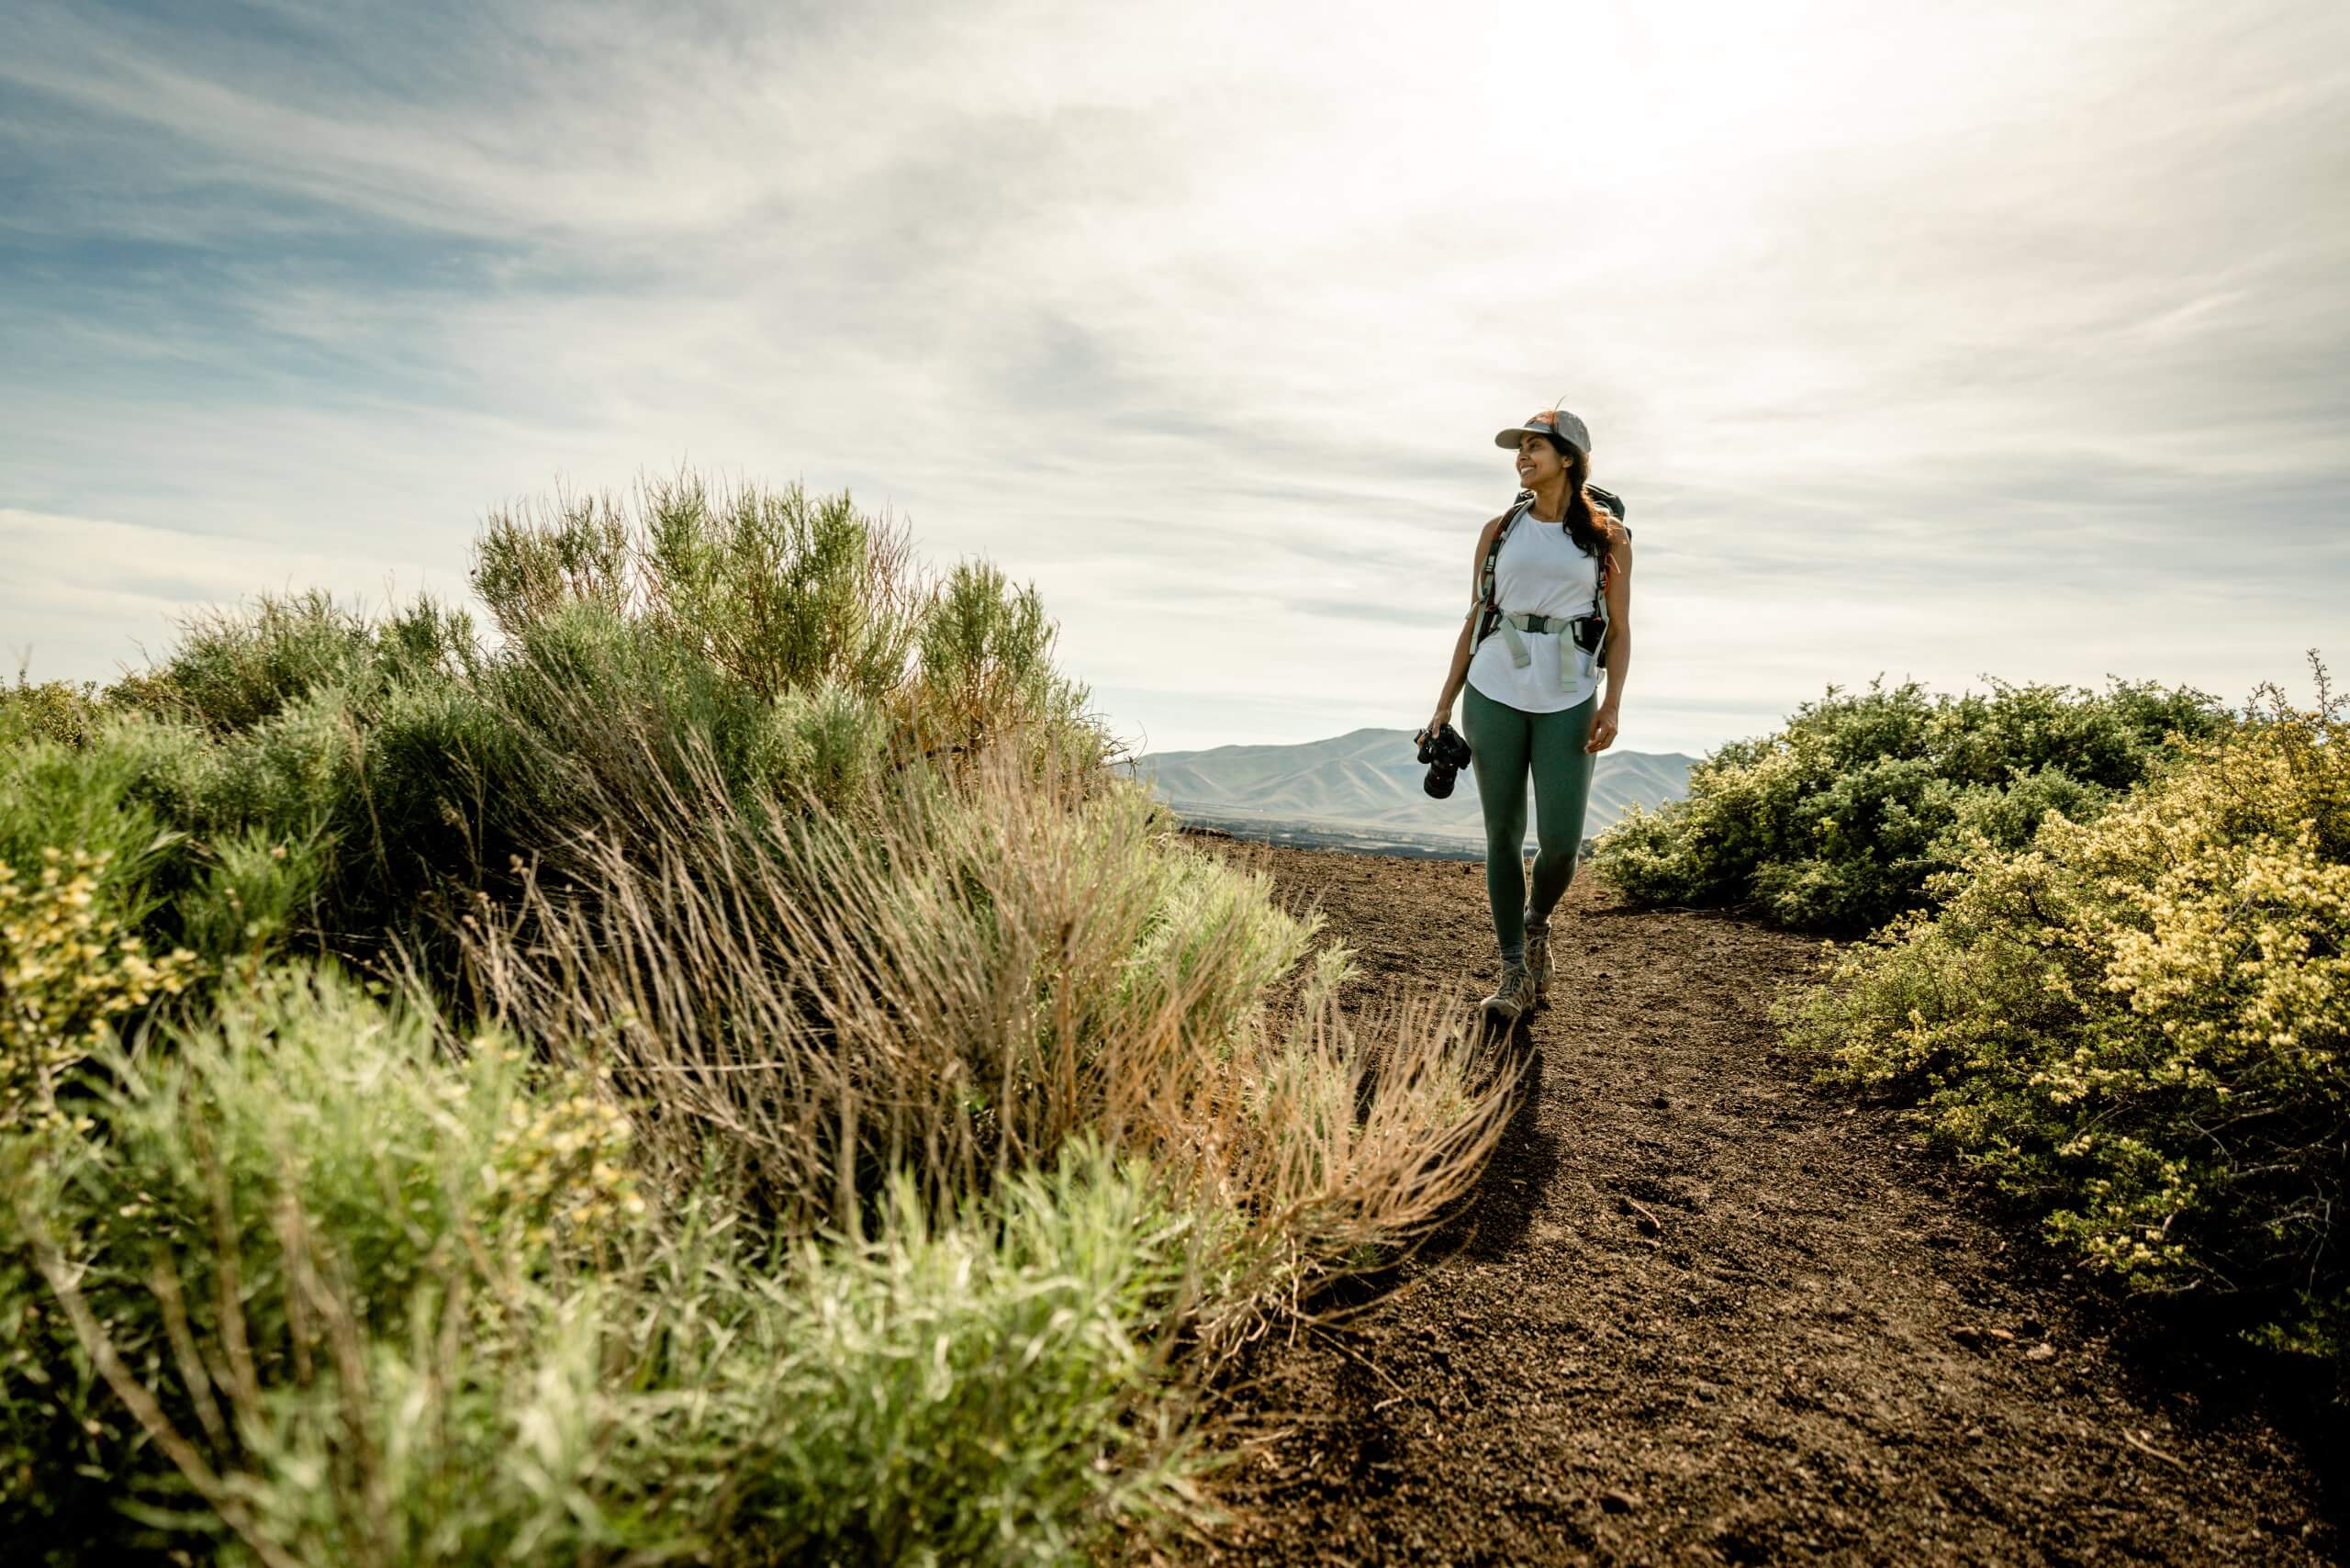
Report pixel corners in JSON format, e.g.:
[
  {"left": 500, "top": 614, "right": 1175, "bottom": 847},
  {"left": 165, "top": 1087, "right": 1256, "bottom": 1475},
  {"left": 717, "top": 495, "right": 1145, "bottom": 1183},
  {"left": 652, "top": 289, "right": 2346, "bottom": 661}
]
[{"left": 1474, "top": 484, "right": 1629, "bottom": 670}]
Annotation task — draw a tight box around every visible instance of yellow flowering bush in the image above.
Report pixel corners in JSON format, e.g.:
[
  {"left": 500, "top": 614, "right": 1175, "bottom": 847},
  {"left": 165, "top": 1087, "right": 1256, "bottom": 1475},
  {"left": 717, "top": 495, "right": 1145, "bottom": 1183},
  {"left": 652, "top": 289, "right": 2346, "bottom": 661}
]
[
  {"left": 0, "top": 678, "right": 103, "bottom": 748},
  {"left": 0, "top": 847, "right": 196, "bottom": 1136},
  {"left": 0, "top": 968, "right": 658, "bottom": 1545},
  {"left": 477, "top": 1064, "right": 649, "bottom": 1253},
  {"left": 1781, "top": 662, "right": 2349, "bottom": 1361}
]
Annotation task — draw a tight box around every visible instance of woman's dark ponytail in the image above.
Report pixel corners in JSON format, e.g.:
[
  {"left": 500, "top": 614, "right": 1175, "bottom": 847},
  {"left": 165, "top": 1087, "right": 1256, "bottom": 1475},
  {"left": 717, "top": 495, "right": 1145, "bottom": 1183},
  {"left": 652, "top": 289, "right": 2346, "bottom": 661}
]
[{"left": 1552, "top": 439, "right": 1616, "bottom": 561}]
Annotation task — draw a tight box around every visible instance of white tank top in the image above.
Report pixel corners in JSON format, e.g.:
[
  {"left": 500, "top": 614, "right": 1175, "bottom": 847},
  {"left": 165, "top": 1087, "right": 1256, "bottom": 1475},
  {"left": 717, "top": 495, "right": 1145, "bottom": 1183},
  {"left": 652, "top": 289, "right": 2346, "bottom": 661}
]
[{"left": 1464, "top": 510, "right": 1603, "bottom": 713}]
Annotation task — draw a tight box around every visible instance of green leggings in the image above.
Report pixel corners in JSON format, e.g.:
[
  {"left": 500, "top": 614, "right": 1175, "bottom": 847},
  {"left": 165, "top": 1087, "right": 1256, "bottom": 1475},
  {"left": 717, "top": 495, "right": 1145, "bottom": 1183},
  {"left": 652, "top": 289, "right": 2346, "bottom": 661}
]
[{"left": 1462, "top": 683, "right": 1598, "bottom": 963}]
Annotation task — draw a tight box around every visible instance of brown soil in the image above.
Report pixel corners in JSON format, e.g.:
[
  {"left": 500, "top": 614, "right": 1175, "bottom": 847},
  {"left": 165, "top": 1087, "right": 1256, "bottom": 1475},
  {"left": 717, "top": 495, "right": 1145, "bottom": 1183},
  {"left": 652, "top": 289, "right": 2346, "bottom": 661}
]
[{"left": 1187, "top": 839, "right": 2340, "bottom": 1566}]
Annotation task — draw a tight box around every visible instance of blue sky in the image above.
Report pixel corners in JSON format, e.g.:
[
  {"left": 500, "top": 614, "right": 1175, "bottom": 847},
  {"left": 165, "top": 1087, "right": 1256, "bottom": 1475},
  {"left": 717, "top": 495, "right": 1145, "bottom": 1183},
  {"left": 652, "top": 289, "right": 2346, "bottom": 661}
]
[{"left": 4, "top": 0, "right": 2345, "bottom": 756}]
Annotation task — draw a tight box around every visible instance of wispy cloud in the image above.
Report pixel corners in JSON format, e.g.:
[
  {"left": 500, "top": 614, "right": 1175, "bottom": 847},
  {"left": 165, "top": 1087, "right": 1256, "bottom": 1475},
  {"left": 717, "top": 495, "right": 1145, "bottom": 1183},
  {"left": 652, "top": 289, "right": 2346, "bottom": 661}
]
[{"left": 3, "top": 0, "right": 2344, "bottom": 754}]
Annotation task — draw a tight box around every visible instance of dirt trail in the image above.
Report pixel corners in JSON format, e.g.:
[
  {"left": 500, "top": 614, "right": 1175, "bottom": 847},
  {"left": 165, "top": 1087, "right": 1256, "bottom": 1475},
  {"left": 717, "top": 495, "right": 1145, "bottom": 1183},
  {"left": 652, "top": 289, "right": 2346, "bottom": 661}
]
[{"left": 1192, "top": 841, "right": 2339, "bottom": 1566}]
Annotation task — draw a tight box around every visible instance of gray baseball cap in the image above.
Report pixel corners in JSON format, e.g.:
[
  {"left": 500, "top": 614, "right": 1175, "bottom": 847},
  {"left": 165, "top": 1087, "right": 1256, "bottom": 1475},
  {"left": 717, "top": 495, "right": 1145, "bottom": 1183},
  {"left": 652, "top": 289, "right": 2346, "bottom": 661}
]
[{"left": 1494, "top": 406, "right": 1592, "bottom": 456}]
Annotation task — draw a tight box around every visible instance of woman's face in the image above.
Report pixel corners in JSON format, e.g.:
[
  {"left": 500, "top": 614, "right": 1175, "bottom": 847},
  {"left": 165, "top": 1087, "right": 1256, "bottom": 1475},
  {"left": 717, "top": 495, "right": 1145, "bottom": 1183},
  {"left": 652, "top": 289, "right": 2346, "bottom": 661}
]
[{"left": 1515, "top": 432, "right": 1568, "bottom": 488}]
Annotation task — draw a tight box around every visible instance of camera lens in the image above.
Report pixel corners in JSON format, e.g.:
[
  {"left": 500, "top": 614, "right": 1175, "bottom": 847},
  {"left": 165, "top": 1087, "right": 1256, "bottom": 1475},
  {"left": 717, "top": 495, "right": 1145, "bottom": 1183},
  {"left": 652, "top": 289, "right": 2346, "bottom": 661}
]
[{"left": 1416, "top": 722, "right": 1468, "bottom": 798}]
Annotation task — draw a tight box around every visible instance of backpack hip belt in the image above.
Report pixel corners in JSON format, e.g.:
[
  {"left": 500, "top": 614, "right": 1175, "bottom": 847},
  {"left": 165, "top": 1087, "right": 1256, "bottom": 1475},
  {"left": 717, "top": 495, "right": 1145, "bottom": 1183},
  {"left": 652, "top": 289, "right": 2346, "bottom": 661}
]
[{"left": 1492, "top": 610, "right": 1600, "bottom": 686}]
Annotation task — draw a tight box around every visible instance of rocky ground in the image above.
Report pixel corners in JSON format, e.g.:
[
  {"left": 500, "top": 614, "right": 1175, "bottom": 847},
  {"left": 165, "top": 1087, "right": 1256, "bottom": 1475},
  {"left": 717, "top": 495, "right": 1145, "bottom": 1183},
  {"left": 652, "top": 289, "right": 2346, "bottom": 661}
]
[{"left": 1185, "top": 840, "right": 2341, "bottom": 1566}]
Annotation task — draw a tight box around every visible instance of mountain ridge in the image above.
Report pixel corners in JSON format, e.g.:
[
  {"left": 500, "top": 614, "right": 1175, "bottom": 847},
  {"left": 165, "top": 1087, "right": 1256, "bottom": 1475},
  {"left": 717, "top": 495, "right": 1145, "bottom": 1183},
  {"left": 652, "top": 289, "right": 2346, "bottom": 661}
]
[{"left": 1132, "top": 726, "right": 1695, "bottom": 846}]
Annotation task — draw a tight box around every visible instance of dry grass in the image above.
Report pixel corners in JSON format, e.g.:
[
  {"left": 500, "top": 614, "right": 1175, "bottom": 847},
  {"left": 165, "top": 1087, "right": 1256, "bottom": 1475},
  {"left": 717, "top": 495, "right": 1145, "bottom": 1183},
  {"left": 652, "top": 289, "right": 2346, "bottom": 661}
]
[{"left": 456, "top": 740, "right": 1513, "bottom": 1350}]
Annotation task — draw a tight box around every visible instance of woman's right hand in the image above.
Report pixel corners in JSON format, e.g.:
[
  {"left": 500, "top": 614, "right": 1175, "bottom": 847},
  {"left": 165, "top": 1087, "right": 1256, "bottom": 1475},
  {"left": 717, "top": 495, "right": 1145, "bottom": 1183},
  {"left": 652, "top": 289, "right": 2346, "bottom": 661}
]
[{"left": 1427, "top": 707, "right": 1451, "bottom": 739}]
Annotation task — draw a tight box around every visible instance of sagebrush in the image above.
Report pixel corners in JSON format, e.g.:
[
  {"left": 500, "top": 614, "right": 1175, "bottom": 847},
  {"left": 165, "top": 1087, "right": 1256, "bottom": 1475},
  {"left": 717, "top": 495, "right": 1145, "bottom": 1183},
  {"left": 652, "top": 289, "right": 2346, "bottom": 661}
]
[
  {"left": 0, "top": 472, "right": 1509, "bottom": 1564},
  {"left": 1779, "top": 659, "right": 2348, "bottom": 1368},
  {"left": 1592, "top": 676, "right": 2225, "bottom": 932}
]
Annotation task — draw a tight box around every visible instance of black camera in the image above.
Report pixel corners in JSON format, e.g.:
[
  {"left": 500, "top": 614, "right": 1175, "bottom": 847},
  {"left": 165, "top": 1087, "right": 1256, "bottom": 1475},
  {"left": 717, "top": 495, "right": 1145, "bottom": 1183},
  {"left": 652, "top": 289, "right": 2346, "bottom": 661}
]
[{"left": 1415, "top": 722, "right": 1473, "bottom": 799}]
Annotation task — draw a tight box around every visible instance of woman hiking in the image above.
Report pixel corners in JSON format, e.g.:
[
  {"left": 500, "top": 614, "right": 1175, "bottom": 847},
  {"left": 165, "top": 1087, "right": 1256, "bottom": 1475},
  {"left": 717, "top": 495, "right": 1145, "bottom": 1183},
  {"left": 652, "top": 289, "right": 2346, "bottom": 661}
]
[{"left": 1424, "top": 402, "right": 1632, "bottom": 1026}]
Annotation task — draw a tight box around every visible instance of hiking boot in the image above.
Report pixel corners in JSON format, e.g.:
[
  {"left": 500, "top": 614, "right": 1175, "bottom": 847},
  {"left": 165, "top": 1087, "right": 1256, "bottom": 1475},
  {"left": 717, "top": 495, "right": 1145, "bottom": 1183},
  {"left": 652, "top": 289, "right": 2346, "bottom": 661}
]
[
  {"left": 1524, "top": 917, "right": 1551, "bottom": 1009},
  {"left": 1481, "top": 963, "right": 1537, "bottom": 1026}
]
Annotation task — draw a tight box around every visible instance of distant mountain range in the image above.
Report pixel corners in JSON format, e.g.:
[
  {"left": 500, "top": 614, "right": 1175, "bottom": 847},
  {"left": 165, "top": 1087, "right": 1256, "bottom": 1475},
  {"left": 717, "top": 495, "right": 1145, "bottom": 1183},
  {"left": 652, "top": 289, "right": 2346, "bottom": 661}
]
[{"left": 1132, "top": 727, "right": 1695, "bottom": 850}]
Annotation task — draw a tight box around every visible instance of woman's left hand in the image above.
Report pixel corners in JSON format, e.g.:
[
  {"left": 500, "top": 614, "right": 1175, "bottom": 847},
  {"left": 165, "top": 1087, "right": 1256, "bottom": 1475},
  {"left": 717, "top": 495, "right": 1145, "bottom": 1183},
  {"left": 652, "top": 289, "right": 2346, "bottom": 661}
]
[{"left": 1584, "top": 705, "right": 1620, "bottom": 754}]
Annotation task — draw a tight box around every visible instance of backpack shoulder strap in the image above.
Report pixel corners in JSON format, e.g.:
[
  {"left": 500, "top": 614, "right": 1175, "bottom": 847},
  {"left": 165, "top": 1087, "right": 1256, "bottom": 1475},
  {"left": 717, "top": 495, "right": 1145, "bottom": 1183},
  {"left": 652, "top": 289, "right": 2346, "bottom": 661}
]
[
  {"left": 1474, "top": 491, "right": 1536, "bottom": 640},
  {"left": 1582, "top": 487, "right": 1631, "bottom": 669},
  {"left": 1584, "top": 485, "right": 1628, "bottom": 603}
]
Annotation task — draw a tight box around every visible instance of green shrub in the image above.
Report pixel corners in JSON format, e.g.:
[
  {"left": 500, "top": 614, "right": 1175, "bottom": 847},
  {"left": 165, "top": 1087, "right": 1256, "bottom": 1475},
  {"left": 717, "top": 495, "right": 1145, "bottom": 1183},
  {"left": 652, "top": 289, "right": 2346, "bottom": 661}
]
[
  {"left": 176, "top": 825, "right": 333, "bottom": 969},
  {"left": 642, "top": 474, "right": 922, "bottom": 701},
  {"left": 0, "top": 732, "right": 165, "bottom": 885},
  {"left": 687, "top": 1151, "right": 1214, "bottom": 1564},
  {"left": 0, "top": 678, "right": 106, "bottom": 749},
  {"left": 0, "top": 599, "right": 491, "bottom": 979},
  {"left": 1, "top": 467, "right": 1513, "bottom": 1559},
  {"left": 762, "top": 677, "right": 891, "bottom": 802},
  {"left": 913, "top": 559, "right": 1096, "bottom": 765},
  {"left": 112, "top": 589, "right": 345, "bottom": 734},
  {"left": 192, "top": 683, "right": 357, "bottom": 833},
  {"left": 0, "top": 705, "right": 367, "bottom": 975},
  {"left": 1594, "top": 676, "right": 2226, "bottom": 931},
  {"left": 0, "top": 479, "right": 1118, "bottom": 988},
  {"left": 1, "top": 965, "right": 1214, "bottom": 1564},
  {"left": 0, "top": 849, "right": 198, "bottom": 1138},
  {"left": 107, "top": 590, "right": 476, "bottom": 736},
  {"left": 0, "top": 965, "right": 630, "bottom": 1556},
  {"left": 1780, "top": 663, "right": 2349, "bottom": 1362},
  {"left": 352, "top": 673, "right": 535, "bottom": 897},
  {"left": 475, "top": 474, "right": 922, "bottom": 705}
]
